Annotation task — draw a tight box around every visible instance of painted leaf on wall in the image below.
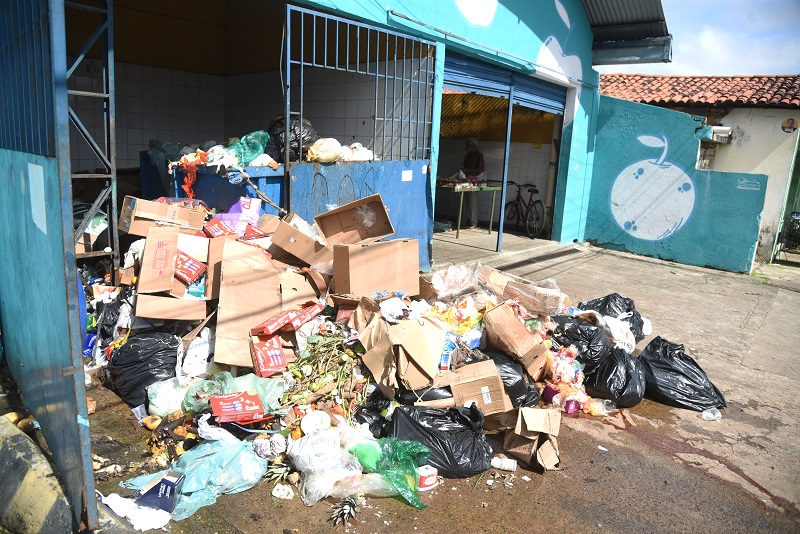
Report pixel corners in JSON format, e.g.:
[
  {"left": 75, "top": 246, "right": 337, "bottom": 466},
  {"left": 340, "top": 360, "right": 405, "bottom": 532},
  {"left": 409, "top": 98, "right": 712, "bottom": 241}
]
[
  {"left": 637, "top": 135, "right": 665, "bottom": 148},
  {"left": 555, "top": 0, "right": 571, "bottom": 28}
]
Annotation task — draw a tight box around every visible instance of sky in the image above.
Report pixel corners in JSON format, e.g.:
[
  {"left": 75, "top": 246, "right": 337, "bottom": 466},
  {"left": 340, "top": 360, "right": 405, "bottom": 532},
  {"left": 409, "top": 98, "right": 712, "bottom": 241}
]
[{"left": 594, "top": 0, "right": 800, "bottom": 76}]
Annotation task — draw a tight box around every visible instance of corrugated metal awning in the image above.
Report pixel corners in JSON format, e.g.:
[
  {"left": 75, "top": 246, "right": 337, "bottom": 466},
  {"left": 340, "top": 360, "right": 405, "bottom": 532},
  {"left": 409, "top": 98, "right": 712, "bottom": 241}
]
[{"left": 582, "top": 0, "right": 672, "bottom": 66}]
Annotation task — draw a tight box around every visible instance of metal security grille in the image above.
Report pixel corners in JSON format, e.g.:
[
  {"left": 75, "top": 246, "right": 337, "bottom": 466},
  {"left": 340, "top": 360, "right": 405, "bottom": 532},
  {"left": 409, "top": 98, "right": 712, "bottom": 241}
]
[{"left": 284, "top": 5, "right": 436, "bottom": 161}]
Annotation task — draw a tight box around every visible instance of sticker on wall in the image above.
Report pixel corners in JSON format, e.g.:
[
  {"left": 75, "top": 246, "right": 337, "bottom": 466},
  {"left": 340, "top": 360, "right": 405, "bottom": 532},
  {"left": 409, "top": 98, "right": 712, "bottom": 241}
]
[
  {"left": 737, "top": 177, "right": 761, "bottom": 191},
  {"left": 455, "top": 0, "right": 498, "bottom": 26},
  {"left": 28, "top": 163, "right": 47, "bottom": 235},
  {"left": 610, "top": 135, "right": 695, "bottom": 241},
  {"left": 781, "top": 118, "right": 797, "bottom": 133}
]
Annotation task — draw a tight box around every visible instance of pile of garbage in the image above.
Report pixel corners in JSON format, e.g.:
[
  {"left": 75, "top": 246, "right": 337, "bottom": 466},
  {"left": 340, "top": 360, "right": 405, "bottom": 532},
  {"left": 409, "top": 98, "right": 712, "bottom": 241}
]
[
  {"left": 81, "top": 192, "right": 726, "bottom": 529},
  {"left": 168, "top": 120, "right": 376, "bottom": 200}
]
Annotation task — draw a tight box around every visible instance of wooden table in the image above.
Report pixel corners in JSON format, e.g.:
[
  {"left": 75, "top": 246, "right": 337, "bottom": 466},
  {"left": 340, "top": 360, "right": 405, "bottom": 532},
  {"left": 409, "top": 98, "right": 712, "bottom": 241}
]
[{"left": 437, "top": 184, "right": 502, "bottom": 238}]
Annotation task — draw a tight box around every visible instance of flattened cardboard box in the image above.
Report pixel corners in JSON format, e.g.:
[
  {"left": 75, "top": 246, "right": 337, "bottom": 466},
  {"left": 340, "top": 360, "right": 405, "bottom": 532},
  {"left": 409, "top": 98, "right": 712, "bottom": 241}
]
[
  {"left": 135, "top": 294, "right": 207, "bottom": 321},
  {"left": 333, "top": 239, "right": 420, "bottom": 297},
  {"left": 137, "top": 226, "right": 225, "bottom": 300},
  {"left": 314, "top": 194, "right": 394, "bottom": 246},
  {"left": 215, "top": 240, "right": 283, "bottom": 367},
  {"left": 119, "top": 195, "right": 205, "bottom": 236}
]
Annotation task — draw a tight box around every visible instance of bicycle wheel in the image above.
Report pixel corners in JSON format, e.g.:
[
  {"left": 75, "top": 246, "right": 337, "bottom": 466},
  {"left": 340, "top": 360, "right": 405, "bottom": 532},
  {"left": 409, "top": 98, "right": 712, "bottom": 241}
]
[
  {"left": 504, "top": 201, "right": 520, "bottom": 229},
  {"left": 525, "top": 200, "right": 546, "bottom": 238}
]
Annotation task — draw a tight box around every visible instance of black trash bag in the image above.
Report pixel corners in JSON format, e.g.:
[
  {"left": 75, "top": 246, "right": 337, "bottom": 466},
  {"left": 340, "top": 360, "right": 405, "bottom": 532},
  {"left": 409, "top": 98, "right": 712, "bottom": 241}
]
[
  {"left": 479, "top": 348, "right": 528, "bottom": 407},
  {"left": 106, "top": 332, "right": 180, "bottom": 407},
  {"left": 549, "top": 315, "right": 613, "bottom": 375},
  {"left": 95, "top": 286, "right": 134, "bottom": 350},
  {"left": 389, "top": 405, "right": 492, "bottom": 478},
  {"left": 265, "top": 116, "right": 320, "bottom": 163},
  {"left": 584, "top": 348, "right": 646, "bottom": 408},
  {"left": 521, "top": 385, "right": 541, "bottom": 407},
  {"left": 398, "top": 386, "right": 453, "bottom": 405},
  {"left": 351, "top": 390, "right": 394, "bottom": 438},
  {"left": 639, "top": 336, "right": 727, "bottom": 411},
  {"left": 578, "top": 293, "right": 646, "bottom": 343}
]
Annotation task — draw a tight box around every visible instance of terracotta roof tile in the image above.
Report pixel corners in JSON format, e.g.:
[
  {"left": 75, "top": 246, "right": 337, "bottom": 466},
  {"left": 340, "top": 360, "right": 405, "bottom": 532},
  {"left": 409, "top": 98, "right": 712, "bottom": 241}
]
[{"left": 599, "top": 74, "right": 800, "bottom": 108}]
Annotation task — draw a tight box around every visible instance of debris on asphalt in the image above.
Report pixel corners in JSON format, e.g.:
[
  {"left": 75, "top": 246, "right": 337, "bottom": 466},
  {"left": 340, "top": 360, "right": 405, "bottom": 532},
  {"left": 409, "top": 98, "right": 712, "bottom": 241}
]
[{"left": 69, "top": 192, "right": 728, "bottom": 529}]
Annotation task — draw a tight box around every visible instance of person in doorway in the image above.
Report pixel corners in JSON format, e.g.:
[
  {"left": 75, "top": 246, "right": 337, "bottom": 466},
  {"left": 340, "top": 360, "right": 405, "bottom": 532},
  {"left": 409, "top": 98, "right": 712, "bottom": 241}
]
[{"left": 457, "top": 137, "right": 486, "bottom": 228}]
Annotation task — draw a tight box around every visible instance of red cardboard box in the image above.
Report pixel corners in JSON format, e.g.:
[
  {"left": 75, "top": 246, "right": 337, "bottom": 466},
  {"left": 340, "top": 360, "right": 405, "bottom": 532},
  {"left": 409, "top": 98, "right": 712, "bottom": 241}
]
[
  {"left": 210, "top": 391, "right": 267, "bottom": 423},
  {"left": 282, "top": 302, "right": 325, "bottom": 331},
  {"left": 174, "top": 250, "right": 207, "bottom": 284},
  {"left": 250, "top": 310, "right": 297, "bottom": 337},
  {"left": 250, "top": 334, "right": 288, "bottom": 377},
  {"left": 204, "top": 217, "right": 238, "bottom": 238}
]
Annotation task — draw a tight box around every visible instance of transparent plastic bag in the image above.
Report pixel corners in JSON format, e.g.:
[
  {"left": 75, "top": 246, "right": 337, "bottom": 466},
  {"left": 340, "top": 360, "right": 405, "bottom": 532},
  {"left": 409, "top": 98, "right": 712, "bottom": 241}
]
[
  {"left": 287, "top": 429, "right": 363, "bottom": 506},
  {"left": 329, "top": 473, "right": 398, "bottom": 499},
  {"left": 430, "top": 263, "right": 483, "bottom": 302},
  {"left": 352, "top": 204, "right": 377, "bottom": 229},
  {"left": 146, "top": 377, "right": 191, "bottom": 417}
]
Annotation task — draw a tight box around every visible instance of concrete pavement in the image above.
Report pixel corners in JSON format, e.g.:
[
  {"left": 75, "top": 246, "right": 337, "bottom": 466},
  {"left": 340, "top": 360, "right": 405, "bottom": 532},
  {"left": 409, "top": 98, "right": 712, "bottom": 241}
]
[{"left": 434, "top": 228, "right": 800, "bottom": 520}]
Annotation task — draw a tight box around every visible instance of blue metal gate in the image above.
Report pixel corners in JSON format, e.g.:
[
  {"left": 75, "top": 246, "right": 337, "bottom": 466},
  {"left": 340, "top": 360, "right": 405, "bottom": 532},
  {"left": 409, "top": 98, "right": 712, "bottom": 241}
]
[{"left": 0, "top": 0, "right": 96, "bottom": 529}]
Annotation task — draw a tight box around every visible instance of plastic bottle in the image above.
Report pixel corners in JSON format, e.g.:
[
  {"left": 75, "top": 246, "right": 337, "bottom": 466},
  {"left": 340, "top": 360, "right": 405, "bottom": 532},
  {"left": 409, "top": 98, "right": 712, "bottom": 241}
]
[{"left": 491, "top": 457, "right": 518, "bottom": 472}]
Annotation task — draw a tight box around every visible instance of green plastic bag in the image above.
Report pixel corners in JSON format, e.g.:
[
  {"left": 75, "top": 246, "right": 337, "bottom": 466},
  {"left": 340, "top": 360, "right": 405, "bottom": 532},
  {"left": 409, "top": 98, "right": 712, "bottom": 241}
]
[
  {"left": 351, "top": 438, "right": 430, "bottom": 509},
  {"left": 182, "top": 371, "right": 285, "bottom": 414},
  {"left": 226, "top": 130, "right": 269, "bottom": 167}
]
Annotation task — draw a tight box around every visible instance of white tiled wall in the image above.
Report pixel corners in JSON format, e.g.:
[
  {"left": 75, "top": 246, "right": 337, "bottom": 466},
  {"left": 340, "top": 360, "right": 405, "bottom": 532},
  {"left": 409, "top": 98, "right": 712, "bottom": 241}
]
[
  {"left": 69, "top": 59, "right": 225, "bottom": 171},
  {"left": 435, "top": 139, "right": 551, "bottom": 224}
]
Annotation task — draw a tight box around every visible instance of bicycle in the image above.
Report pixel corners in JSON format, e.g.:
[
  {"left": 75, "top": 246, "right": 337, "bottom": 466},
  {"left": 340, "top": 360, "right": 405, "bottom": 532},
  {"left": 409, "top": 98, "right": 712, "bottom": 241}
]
[{"left": 498, "top": 180, "right": 546, "bottom": 238}]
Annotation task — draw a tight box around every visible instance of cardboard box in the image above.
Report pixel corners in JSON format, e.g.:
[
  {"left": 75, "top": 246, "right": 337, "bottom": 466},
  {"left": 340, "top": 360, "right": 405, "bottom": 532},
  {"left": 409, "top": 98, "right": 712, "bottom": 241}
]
[
  {"left": 271, "top": 216, "right": 333, "bottom": 267},
  {"left": 484, "top": 303, "right": 550, "bottom": 380},
  {"left": 333, "top": 239, "right": 420, "bottom": 297},
  {"left": 136, "top": 226, "right": 225, "bottom": 301},
  {"left": 210, "top": 390, "right": 267, "bottom": 423},
  {"left": 134, "top": 294, "right": 207, "bottom": 321},
  {"left": 250, "top": 334, "right": 288, "bottom": 377},
  {"left": 204, "top": 217, "right": 239, "bottom": 238},
  {"left": 135, "top": 471, "right": 185, "bottom": 513},
  {"left": 119, "top": 195, "right": 205, "bottom": 236},
  {"left": 478, "top": 265, "right": 513, "bottom": 297},
  {"left": 315, "top": 194, "right": 395, "bottom": 246},
  {"left": 360, "top": 314, "right": 446, "bottom": 397},
  {"left": 448, "top": 360, "right": 514, "bottom": 416},
  {"left": 257, "top": 213, "right": 281, "bottom": 235},
  {"left": 503, "top": 281, "right": 566, "bottom": 315},
  {"left": 503, "top": 408, "right": 561, "bottom": 471},
  {"left": 250, "top": 310, "right": 297, "bottom": 337},
  {"left": 214, "top": 240, "right": 283, "bottom": 367}
]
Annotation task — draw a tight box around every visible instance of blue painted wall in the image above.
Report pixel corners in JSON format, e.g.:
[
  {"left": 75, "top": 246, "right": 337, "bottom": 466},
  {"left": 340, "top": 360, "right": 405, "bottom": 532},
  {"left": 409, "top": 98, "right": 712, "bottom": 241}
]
[
  {"left": 289, "top": 160, "right": 433, "bottom": 270},
  {"left": 297, "top": 0, "right": 599, "bottom": 246},
  {"left": 587, "top": 96, "right": 768, "bottom": 273}
]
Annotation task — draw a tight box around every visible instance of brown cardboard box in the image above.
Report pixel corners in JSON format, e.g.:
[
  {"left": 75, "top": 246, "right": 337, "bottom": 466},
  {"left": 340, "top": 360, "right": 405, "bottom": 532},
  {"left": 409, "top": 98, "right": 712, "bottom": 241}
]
[
  {"left": 448, "top": 360, "right": 514, "bottom": 416},
  {"left": 483, "top": 409, "right": 519, "bottom": 434},
  {"left": 315, "top": 194, "right": 394, "bottom": 245},
  {"left": 136, "top": 226, "right": 225, "bottom": 300},
  {"left": 502, "top": 281, "right": 566, "bottom": 315},
  {"left": 503, "top": 408, "right": 561, "bottom": 471},
  {"left": 119, "top": 196, "right": 205, "bottom": 236},
  {"left": 360, "top": 315, "right": 446, "bottom": 397},
  {"left": 135, "top": 294, "right": 207, "bottom": 321},
  {"left": 214, "top": 240, "right": 283, "bottom": 367},
  {"left": 478, "top": 265, "right": 513, "bottom": 297},
  {"left": 484, "top": 303, "right": 550, "bottom": 380},
  {"left": 333, "top": 239, "right": 420, "bottom": 297},
  {"left": 271, "top": 215, "right": 333, "bottom": 267}
]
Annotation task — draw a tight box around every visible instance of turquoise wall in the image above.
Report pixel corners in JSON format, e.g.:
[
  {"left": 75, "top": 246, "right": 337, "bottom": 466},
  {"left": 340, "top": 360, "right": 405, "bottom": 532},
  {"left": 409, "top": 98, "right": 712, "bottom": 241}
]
[
  {"left": 297, "top": 0, "right": 599, "bottom": 245},
  {"left": 587, "top": 96, "right": 768, "bottom": 273}
]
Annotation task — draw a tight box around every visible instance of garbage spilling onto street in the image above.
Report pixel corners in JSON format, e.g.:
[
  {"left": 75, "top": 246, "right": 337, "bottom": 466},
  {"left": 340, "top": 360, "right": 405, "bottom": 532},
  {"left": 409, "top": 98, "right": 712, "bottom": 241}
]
[{"left": 74, "top": 189, "right": 727, "bottom": 530}]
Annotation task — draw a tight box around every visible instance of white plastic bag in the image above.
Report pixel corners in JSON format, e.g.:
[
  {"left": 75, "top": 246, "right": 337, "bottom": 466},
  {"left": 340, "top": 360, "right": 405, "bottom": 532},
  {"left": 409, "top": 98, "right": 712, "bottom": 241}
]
[
  {"left": 146, "top": 377, "right": 192, "bottom": 417},
  {"left": 287, "top": 429, "right": 363, "bottom": 506}
]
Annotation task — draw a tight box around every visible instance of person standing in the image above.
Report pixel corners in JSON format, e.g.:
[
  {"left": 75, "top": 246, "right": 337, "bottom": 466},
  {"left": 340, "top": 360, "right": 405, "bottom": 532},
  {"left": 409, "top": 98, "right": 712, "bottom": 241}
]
[{"left": 459, "top": 137, "right": 485, "bottom": 228}]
